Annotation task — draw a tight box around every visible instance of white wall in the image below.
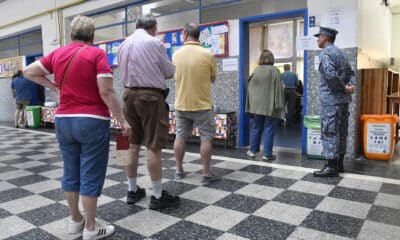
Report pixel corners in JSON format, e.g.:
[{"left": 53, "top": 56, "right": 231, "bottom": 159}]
[
  {"left": 308, "top": 0, "right": 357, "bottom": 48},
  {"left": 392, "top": 14, "right": 400, "bottom": 70},
  {"left": 357, "top": 0, "right": 392, "bottom": 68}
]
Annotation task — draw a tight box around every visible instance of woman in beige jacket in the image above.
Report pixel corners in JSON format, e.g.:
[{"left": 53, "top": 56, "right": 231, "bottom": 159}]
[{"left": 245, "top": 50, "right": 285, "bottom": 160}]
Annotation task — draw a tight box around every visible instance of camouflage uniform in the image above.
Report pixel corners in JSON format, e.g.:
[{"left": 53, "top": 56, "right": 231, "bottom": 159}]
[{"left": 318, "top": 43, "right": 355, "bottom": 160}]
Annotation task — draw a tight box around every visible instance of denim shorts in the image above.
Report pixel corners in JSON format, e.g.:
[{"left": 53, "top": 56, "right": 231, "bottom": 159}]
[{"left": 55, "top": 117, "right": 110, "bottom": 197}]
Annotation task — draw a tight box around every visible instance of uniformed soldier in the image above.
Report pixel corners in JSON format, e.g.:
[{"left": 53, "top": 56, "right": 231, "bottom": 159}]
[{"left": 313, "top": 26, "right": 356, "bottom": 177}]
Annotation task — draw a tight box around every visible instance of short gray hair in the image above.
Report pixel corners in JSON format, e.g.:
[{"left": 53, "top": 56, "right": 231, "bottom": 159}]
[
  {"left": 70, "top": 15, "right": 95, "bottom": 42},
  {"left": 184, "top": 23, "right": 200, "bottom": 39},
  {"left": 136, "top": 14, "right": 157, "bottom": 30}
]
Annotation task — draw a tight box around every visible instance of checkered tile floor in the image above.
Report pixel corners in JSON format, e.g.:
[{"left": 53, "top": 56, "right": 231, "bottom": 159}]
[{"left": 1, "top": 126, "right": 400, "bottom": 240}]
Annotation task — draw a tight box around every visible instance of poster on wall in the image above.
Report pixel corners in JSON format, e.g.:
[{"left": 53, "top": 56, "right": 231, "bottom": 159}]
[
  {"left": 158, "top": 21, "right": 229, "bottom": 59},
  {"left": 95, "top": 39, "right": 124, "bottom": 66},
  {"left": 0, "top": 56, "right": 25, "bottom": 78},
  {"left": 94, "top": 21, "right": 228, "bottom": 67}
]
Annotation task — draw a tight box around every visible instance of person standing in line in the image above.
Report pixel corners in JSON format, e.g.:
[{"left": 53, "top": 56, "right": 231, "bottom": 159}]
[
  {"left": 313, "top": 26, "right": 355, "bottom": 177},
  {"left": 281, "top": 64, "right": 299, "bottom": 127},
  {"left": 24, "top": 16, "right": 131, "bottom": 239},
  {"left": 246, "top": 50, "right": 285, "bottom": 161},
  {"left": 11, "top": 69, "right": 31, "bottom": 128},
  {"left": 118, "top": 14, "right": 180, "bottom": 209},
  {"left": 172, "top": 23, "right": 219, "bottom": 183}
]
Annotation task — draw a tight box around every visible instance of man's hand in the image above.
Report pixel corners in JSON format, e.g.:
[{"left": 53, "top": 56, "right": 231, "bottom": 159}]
[
  {"left": 345, "top": 85, "right": 355, "bottom": 94},
  {"left": 120, "top": 121, "right": 132, "bottom": 137}
]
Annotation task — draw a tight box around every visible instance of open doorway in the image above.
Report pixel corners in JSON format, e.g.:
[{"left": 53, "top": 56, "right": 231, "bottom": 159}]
[
  {"left": 239, "top": 9, "right": 308, "bottom": 153},
  {"left": 249, "top": 19, "right": 304, "bottom": 149},
  {"left": 25, "top": 54, "right": 44, "bottom": 106}
]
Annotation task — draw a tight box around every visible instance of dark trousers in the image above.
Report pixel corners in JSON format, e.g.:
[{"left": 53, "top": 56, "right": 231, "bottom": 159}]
[{"left": 284, "top": 89, "right": 296, "bottom": 125}]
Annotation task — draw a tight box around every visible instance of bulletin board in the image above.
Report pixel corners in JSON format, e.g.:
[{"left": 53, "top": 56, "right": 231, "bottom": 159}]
[
  {"left": 0, "top": 56, "right": 25, "bottom": 78},
  {"left": 94, "top": 21, "right": 229, "bottom": 66},
  {"left": 95, "top": 39, "right": 124, "bottom": 67},
  {"left": 157, "top": 21, "right": 229, "bottom": 59}
]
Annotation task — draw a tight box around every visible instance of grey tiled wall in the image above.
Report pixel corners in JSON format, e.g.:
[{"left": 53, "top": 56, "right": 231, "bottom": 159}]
[
  {"left": 0, "top": 78, "right": 15, "bottom": 122},
  {"left": 165, "top": 58, "right": 239, "bottom": 114},
  {"left": 307, "top": 48, "right": 361, "bottom": 159}
]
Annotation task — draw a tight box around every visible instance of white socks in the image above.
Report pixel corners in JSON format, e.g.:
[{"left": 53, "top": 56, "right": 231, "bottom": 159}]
[
  {"left": 127, "top": 177, "right": 137, "bottom": 192},
  {"left": 152, "top": 180, "right": 162, "bottom": 199}
]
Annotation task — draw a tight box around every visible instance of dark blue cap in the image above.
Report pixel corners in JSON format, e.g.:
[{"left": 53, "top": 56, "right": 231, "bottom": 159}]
[{"left": 313, "top": 26, "right": 338, "bottom": 37}]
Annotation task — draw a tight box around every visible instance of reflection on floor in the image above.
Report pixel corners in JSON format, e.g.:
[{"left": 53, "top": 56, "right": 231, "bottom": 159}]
[
  {"left": 275, "top": 121, "right": 303, "bottom": 149},
  {"left": 1, "top": 126, "right": 400, "bottom": 239}
]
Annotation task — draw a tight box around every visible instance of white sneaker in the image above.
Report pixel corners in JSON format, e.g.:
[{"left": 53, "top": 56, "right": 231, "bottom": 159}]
[
  {"left": 68, "top": 217, "right": 84, "bottom": 234},
  {"left": 246, "top": 150, "right": 256, "bottom": 158},
  {"left": 83, "top": 225, "right": 115, "bottom": 240}
]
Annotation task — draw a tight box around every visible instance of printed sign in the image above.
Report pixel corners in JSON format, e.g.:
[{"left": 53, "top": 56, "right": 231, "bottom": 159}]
[
  {"left": 307, "top": 128, "right": 323, "bottom": 156},
  {"left": 366, "top": 123, "right": 391, "bottom": 154}
]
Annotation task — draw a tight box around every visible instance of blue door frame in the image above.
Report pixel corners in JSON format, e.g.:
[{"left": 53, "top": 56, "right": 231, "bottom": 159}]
[{"left": 238, "top": 8, "right": 309, "bottom": 154}]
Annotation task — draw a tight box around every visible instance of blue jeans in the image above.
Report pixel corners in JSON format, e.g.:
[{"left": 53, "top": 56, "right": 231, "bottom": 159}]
[
  {"left": 250, "top": 114, "right": 278, "bottom": 157},
  {"left": 55, "top": 117, "right": 110, "bottom": 197}
]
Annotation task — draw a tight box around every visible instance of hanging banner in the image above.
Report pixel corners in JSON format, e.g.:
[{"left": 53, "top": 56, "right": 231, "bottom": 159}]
[{"left": 0, "top": 56, "right": 25, "bottom": 78}]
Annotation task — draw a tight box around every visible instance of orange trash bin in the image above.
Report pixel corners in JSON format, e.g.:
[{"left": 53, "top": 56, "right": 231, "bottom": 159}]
[{"left": 360, "top": 115, "right": 399, "bottom": 161}]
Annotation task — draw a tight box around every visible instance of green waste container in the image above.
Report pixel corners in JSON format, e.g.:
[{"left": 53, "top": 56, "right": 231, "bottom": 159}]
[
  {"left": 304, "top": 115, "right": 324, "bottom": 159},
  {"left": 25, "top": 106, "right": 41, "bottom": 128}
]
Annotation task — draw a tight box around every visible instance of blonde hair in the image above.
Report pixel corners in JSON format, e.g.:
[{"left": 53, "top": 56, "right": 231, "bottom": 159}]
[
  {"left": 70, "top": 15, "right": 95, "bottom": 42},
  {"left": 258, "top": 49, "right": 275, "bottom": 65}
]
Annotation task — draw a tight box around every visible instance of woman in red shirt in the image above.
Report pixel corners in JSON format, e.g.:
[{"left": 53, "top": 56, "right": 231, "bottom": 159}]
[{"left": 24, "top": 15, "right": 130, "bottom": 240}]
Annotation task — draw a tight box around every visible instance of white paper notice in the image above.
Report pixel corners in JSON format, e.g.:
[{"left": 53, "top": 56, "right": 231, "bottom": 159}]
[
  {"left": 211, "top": 25, "right": 228, "bottom": 35},
  {"left": 163, "top": 43, "right": 171, "bottom": 49},
  {"left": 296, "top": 36, "right": 315, "bottom": 51},
  {"left": 328, "top": 8, "right": 342, "bottom": 27},
  {"left": 222, "top": 58, "right": 238, "bottom": 72},
  {"left": 314, "top": 56, "right": 320, "bottom": 71}
]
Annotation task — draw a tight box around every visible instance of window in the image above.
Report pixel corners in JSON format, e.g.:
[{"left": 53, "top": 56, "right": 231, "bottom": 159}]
[{"left": 0, "top": 29, "right": 43, "bottom": 58}]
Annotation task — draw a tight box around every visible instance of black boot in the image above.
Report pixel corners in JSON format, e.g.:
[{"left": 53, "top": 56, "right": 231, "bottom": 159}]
[
  {"left": 313, "top": 159, "right": 339, "bottom": 177},
  {"left": 338, "top": 154, "right": 344, "bottom": 173}
]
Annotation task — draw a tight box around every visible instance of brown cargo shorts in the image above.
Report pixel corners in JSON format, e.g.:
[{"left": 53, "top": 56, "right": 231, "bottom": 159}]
[
  {"left": 123, "top": 88, "right": 170, "bottom": 150},
  {"left": 16, "top": 100, "right": 30, "bottom": 110}
]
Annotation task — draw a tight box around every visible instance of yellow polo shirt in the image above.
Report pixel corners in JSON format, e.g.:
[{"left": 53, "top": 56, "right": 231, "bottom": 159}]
[{"left": 172, "top": 41, "right": 217, "bottom": 111}]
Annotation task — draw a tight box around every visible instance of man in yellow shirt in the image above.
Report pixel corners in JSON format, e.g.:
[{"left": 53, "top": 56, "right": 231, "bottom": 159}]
[{"left": 172, "top": 23, "right": 218, "bottom": 183}]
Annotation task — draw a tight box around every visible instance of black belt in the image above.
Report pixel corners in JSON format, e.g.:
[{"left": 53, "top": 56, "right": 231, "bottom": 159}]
[
  {"left": 126, "top": 86, "right": 164, "bottom": 93},
  {"left": 125, "top": 87, "right": 169, "bottom": 98}
]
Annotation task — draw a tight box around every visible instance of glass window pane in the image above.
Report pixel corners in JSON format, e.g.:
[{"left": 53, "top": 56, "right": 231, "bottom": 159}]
[
  {"left": 92, "top": 8, "right": 125, "bottom": 28},
  {"left": 142, "top": 0, "right": 198, "bottom": 16},
  {"left": 0, "top": 36, "right": 18, "bottom": 52},
  {"left": 268, "top": 21, "right": 293, "bottom": 59},
  {"left": 127, "top": 22, "right": 136, "bottom": 35},
  {"left": 249, "top": 26, "right": 263, "bottom": 74},
  {"left": 201, "top": 0, "right": 237, "bottom": 7},
  {"left": 0, "top": 48, "right": 19, "bottom": 58},
  {"left": 127, "top": 5, "right": 142, "bottom": 22},
  {"left": 19, "top": 30, "right": 42, "bottom": 46},
  {"left": 20, "top": 43, "right": 43, "bottom": 55},
  {"left": 94, "top": 25, "right": 125, "bottom": 43}
]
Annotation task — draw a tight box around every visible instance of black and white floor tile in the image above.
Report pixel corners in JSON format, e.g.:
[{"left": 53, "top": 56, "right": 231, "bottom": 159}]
[{"left": 0, "top": 126, "right": 400, "bottom": 239}]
